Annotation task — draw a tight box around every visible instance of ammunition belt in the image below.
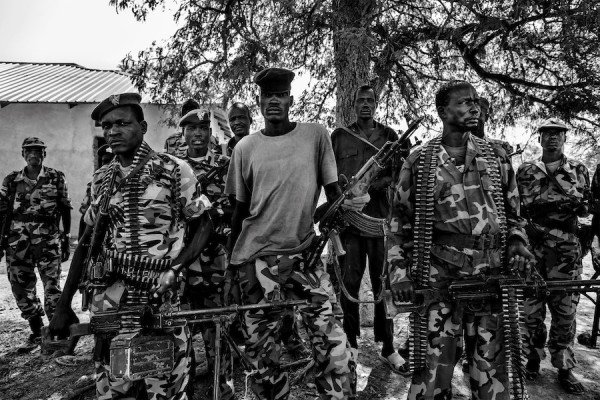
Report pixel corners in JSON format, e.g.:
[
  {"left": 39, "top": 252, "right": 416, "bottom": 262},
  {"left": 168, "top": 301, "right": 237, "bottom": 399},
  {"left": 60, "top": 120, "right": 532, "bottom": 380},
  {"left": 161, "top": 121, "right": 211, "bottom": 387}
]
[
  {"left": 103, "top": 249, "right": 172, "bottom": 291},
  {"left": 342, "top": 210, "right": 385, "bottom": 237},
  {"left": 13, "top": 214, "right": 56, "bottom": 224},
  {"left": 433, "top": 231, "right": 503, "bottom": 250},
  {"left": 409, "top": 136, "right": 440, "bottom": 373}
]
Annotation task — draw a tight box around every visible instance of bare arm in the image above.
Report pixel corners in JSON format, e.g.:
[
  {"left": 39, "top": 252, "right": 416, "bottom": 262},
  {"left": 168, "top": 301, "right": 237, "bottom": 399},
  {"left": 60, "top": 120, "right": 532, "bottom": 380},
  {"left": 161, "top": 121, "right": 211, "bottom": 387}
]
[{"left": 227, "top": 199, "right": 250, "bottom": 255}]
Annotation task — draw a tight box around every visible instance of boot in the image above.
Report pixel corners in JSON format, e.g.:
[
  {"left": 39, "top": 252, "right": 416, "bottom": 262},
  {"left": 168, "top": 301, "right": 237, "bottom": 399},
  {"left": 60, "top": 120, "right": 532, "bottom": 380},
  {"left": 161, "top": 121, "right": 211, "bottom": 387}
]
[{"left": 18, "top": 315, "right": 43, "bottom": 353}]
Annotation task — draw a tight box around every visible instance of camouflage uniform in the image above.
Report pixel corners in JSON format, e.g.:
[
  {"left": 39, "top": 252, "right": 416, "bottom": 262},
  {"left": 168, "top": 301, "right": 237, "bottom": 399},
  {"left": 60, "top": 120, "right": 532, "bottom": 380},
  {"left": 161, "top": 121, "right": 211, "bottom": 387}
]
[
  {"left": 182, "top": 149, "right": 233, "bottom": 399},
  {"left": 85, "top": 142, "right": 208, "bottom": 400},
  {"left": 517, "top": 155, "right": 590, "bottom": 370},
  {"left": 0, "top": 166, "right": 71, "bottom": 321},
  {"left": 236, "top": 254, "right": 353, "bottom": 400},
  {"left": 387, "top": 134, "right": 528, "bottom": 400}
]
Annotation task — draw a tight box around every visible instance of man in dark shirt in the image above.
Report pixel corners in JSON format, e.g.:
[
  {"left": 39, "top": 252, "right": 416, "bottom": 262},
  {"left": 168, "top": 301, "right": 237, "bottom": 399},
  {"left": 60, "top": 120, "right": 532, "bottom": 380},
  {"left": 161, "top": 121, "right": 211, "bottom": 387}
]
[
  {"left": 226, "top": 102, "right": 252, "bottom": 156},
  {"left": 330, "top": 84, "right": 408, "bottom": 374}
]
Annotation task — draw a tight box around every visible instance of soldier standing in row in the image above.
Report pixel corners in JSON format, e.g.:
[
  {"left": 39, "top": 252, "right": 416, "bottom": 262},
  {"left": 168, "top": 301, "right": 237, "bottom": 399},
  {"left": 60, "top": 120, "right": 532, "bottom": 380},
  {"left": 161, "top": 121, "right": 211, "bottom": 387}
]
[
  {"left": 225, "top": 67, "right": 359, "bottom": 400},
  {"left": 50, "top": 93, "right": 212, "bottom": 399},
  {"left": 179, "top": 108, "right": 234, "bottom": 398},
  {"left": 0, "top": 137, "right": 72, "bottom": 352},
  {"left": 164, "top": 98, "right": 201, "bottom": 158},
  {"left": 330, "top": 84, "right": 408, "bottom": 374},
  {"left": 226, "top": 102, "right": 252, "bottom": 156},
  {"left": 388, "top": 81, "right": 533, "bottom": 399},
  {"left": 516, "top": 118, "right": 589, "bottom": 395}
]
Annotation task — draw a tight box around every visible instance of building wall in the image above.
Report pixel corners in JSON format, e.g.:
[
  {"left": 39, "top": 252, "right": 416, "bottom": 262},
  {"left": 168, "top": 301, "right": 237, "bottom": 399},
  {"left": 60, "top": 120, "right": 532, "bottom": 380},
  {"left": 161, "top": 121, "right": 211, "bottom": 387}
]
[{"left": 0, "top": 102, "right": 175, "bottom": 237}]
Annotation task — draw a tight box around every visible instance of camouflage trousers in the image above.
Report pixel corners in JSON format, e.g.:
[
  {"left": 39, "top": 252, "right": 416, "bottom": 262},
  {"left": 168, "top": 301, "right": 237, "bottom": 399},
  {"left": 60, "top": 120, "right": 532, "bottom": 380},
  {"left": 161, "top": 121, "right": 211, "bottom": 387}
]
[
  {"left": 95, "top": 326, "right": 191, "bottom": 400},
  {"left": 185, "top": 243, "right": 233, "bottom": 400},
  {"left": 408, "top": 302, "right": 508, "bottom": 400},
  {"left": 6, "top": 231, "right": 62, "bottom": 321},
  {"left": 238, "top": 254, "right": 355, "bottom": 400},
  {"left": 523, "top": 290, "right": 580, "bottom": 370}
]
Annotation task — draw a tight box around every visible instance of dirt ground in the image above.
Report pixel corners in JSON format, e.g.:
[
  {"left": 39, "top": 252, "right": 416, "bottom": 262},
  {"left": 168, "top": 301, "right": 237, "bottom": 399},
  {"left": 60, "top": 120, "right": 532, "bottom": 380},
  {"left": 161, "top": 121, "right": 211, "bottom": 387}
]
[{"left": 0, "top": 256, "right": 599, "bottom": 400}]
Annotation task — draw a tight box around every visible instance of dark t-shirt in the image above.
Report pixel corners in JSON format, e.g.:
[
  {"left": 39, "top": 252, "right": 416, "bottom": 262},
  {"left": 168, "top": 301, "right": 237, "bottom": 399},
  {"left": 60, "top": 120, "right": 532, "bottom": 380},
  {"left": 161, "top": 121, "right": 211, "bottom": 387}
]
[{"left": 331, "top": 121, "right": 398, "bottom": 221}]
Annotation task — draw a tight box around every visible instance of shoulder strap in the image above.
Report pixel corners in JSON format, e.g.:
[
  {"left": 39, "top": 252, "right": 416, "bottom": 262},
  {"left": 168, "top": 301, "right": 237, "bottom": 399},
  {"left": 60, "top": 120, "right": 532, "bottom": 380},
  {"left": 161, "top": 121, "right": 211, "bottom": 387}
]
[
  {"left": 339, "top": 127, "right": 380, "bottom": 151},
  {"left": 113, "top": 151, "right": 157, "bottom": 194}
]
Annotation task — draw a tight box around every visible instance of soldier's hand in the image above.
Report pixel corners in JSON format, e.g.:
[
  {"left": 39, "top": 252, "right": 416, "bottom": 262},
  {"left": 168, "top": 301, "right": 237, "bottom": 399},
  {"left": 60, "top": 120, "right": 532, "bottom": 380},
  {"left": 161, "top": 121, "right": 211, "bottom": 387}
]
[
  {"left": 60, "top": 233, "right": 70, "bottom": 262},
  {"left": 391, "top": 281, "right": 415, "bottom": 303},
  {"left": 151, "top": 268, "right": 177, "bottom": 299},
  {"left": 507, "top": 239, "right": 535, "bottom": 275},
  {"left": 342, "top": 193, "right": 371, "bottom": 212},
  {"left": 49, "top": 306, "right": 79, "bottom": 339}
]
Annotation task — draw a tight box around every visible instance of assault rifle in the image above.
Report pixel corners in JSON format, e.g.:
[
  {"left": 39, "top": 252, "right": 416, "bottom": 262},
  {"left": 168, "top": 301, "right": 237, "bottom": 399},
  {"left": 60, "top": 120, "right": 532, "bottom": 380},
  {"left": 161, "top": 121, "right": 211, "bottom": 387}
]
[
  {"left": 384, "top": 275, "right": 600, "bottom": 318},
  {"left": 198, "top": 158, "right": 230, "bottom": 191},
  {"left": 79, "top": 170, "right": 118, "bottom": 311},
  {"left": 306, "top": 117, "right": 424, "bottom": 275}
]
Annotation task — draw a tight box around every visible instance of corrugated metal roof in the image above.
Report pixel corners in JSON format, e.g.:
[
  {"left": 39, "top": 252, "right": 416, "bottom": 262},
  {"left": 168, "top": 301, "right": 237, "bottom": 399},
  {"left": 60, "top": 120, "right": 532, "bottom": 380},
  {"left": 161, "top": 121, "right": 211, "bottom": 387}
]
[{"left": 0, "top": 62, "right": 152, "bottom": 103}]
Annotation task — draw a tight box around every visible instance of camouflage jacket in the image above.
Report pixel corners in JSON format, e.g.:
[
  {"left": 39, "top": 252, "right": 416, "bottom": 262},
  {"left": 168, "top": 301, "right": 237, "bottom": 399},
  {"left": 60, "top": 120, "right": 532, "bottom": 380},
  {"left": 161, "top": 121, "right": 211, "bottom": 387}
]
[
  {"left": 0, "top": 166, "right": 71, "bottom": 224},
  {"left": 181, "top": 149, "right": 231, "bottom": 236},
  {"left": 164, "top": 131, "right": 187, "bottom": 158},
  {"left": 84, "top": 142, "right": 210, "bottom": 260},
  {"left": 517, "top": 155, "right": 590, "bottom": 242},
  {"left": 387, "top": 134, "right": 528, "bottom": 287}
]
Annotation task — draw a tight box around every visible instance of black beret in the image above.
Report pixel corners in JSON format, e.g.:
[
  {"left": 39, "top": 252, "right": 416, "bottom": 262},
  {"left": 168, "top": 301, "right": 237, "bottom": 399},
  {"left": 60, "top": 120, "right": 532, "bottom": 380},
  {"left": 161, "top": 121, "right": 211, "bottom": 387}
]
[
  {"left": 181, "top": 98, "right": 200, "bottom": 117},
  {"left": 179, "top": 108, "right": 211, "bottom": 127},
  {"left": 91, "top": 93, "right": 143, "bottom": 122},
  {"left": 254, "top": 68, "right": 295, "bottom": 92}
]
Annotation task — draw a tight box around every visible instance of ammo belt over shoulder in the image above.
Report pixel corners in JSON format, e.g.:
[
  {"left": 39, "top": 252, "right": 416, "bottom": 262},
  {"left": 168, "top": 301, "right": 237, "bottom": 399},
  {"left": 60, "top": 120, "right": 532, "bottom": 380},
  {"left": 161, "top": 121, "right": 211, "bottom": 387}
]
[
  {"left": 433, "top": 231, "right": 503, "bottom": 250},
  {"left": 13, "top": 214, "right": 57, "bottom": 224}
]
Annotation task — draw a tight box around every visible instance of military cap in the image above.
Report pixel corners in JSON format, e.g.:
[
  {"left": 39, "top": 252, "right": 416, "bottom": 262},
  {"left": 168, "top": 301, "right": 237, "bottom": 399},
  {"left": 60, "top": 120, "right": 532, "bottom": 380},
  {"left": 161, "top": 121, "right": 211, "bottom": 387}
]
[
  {"left": 181, "top": 98, "right": 200, "bottom": 117},
  {"left": 91, "top": 93, "right": 144, "bottom": 122},
  {"left": 254, "top": 67, "right": 295, "bottom": 92},
  {"left": 179, "top": 108, "right": 211, "bottom": 127},
  {"left": 22, "top": 137, "right": 46, "bottom": 149},
  {"left": 538, "top": 118, "right": 568, "bottom": 132}
]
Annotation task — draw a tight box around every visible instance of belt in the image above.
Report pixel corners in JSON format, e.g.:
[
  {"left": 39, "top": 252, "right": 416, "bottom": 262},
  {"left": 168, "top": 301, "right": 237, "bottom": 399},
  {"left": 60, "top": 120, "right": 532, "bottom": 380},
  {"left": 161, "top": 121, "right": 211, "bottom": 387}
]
[
  {"left": 13, "top": 214, "right": 57, "bottom": 224},
  {"left": 433, "top": 231, "right": 503, "bottom": 250}
]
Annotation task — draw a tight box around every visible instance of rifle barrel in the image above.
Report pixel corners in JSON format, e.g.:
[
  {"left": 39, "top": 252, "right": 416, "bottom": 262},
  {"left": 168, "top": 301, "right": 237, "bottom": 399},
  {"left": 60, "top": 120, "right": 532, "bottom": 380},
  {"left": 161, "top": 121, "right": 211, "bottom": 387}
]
[{"left": 168, "top": 299, "right": 307, "bottom": 318}]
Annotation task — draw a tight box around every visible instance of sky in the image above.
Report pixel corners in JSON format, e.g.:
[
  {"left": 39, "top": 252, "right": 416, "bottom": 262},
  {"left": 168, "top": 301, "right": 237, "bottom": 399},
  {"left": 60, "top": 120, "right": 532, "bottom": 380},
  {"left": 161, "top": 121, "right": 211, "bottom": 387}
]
[{"left": 0, "top": 0, "right": 177, "bottom": 70}]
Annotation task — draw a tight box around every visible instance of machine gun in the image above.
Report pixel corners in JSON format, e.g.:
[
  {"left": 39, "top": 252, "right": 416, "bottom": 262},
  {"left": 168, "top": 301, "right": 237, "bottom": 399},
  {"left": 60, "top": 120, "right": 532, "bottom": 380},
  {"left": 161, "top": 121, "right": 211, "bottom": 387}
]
[
  {"left": 305, "top": 117, "right": 423, "bottom": 280},
  {"left": 384, "top": 275, "right": 600, "bottom": 318},
  {"left": 198, "top": 157, "right": 230, "bottom": 191},
  {"left": 79, "top": 169, "right": 118, "bottom": 311},
  {"left": 42, "top": 299, "right": 308, "bottom": 400}
]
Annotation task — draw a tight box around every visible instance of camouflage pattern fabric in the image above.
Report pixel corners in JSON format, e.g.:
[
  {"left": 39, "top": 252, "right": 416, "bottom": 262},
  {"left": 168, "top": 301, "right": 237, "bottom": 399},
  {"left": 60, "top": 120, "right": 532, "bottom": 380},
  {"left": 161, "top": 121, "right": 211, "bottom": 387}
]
[
  {"left": 95, "top": 325, "right": 192, "bottom": 400},
  {"left": 86, "top": 142, "right": 205, "bottom": 395},
  {"left": 164, "top": 132, "right": 188, "bottom": 158},
  {"left": 0, "top": 166, "right": 71, "bottom": 321},
  {"left": 182, "top": 149, "right": 234, "bottom": 399},
  {"left": 238, "top": 254, "right": 355, "bottom": 400},
  {"left": 517, "top": 155, "right": 589, "bottom": 369},
  {"left": 387, "top": 134, "right": 528, "bottom": 399}
]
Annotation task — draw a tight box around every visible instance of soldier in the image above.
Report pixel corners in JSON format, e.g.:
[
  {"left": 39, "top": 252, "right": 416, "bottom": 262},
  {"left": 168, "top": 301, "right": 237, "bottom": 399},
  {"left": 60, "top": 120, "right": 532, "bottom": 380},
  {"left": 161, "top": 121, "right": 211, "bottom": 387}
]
[
  {"left": 516, "top": 118, "right": 589, "bottom": 395},
  {"left": 164, "top": 98, "right": 200, "bottom": 157},
  {"left": 179, "top": 108, "right": 234, "bottom": 398},
  {"left": 388, "top": 80, "right": 533, "bottom": 399},
  {"left": 225, "top": 67, "right": 362, "bottom": 400},
  {"left": 0, "top": 137, "right": 72, "bottom": 352},
  {"left": 330, "top": 84, "right": 408, "bottom": 375},
  {"left": 226, "top": 102, "right": 252, "bottom": 156},
  {"left": 50, "top": 93, "right": 212, "bottom": 399},
  {"left": 472, "top": 97, "right": 514, "bottom": 155}
]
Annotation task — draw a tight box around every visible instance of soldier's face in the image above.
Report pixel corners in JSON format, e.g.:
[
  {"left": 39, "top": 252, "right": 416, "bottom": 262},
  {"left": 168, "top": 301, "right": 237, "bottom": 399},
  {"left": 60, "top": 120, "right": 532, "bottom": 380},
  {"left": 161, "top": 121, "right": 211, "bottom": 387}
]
[
  {"left": 228, "top": 108, "right": 251, "bottom": 138},
  {"left": 257, "top": 91, "right": 293, "bottom": 122},
  {"left": 23, "top": 148, "right": 44, "bottom": 167},
  {"left": 354, "top": 89, "right": 377, "bottom": 121},
  {"left": 100, "top": 107, "right": 147, "bottom": 156},
  {"left": 439, "top": 85, "right": 481, "bottom": 132},
  {"left": 183, "top": 122, "right": 211, "bottom": 151},
  {"left": 540, "top": 129, "right": 566, "bottom": 151}
]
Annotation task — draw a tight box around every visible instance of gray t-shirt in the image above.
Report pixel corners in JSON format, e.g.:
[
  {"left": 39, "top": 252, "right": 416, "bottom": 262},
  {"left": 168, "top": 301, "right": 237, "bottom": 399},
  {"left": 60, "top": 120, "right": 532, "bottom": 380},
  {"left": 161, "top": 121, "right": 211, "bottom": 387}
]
[{"left": 225, "top": 123, "right": 338, "bottom": 264}]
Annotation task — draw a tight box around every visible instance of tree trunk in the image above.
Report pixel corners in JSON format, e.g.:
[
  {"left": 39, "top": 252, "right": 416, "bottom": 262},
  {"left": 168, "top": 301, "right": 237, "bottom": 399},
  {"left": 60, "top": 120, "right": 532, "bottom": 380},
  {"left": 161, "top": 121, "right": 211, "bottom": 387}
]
[{"left": 332, "top": 0, "right": 377, "bottom": 127}]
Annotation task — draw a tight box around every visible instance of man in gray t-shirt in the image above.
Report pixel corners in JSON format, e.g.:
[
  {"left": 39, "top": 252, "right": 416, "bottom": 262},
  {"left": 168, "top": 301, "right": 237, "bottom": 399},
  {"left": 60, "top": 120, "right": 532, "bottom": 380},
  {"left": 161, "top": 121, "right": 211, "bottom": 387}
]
[{"left": 225, "top": 67, "right": 363, "bottom": 400}]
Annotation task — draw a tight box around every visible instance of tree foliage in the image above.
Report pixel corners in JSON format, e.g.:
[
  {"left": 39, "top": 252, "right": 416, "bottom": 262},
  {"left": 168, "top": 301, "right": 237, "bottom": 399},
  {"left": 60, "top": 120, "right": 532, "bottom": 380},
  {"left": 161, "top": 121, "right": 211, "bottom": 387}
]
[{"left": 114, "top": 0, "right": 600, "bottom": 153}]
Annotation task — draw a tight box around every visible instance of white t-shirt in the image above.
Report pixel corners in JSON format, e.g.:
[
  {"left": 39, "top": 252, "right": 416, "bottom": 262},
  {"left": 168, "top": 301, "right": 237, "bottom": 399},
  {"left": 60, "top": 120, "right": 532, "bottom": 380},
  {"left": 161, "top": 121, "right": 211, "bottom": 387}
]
[{"left": 225, "top": 123, "right": 338, "bottom": 264}]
